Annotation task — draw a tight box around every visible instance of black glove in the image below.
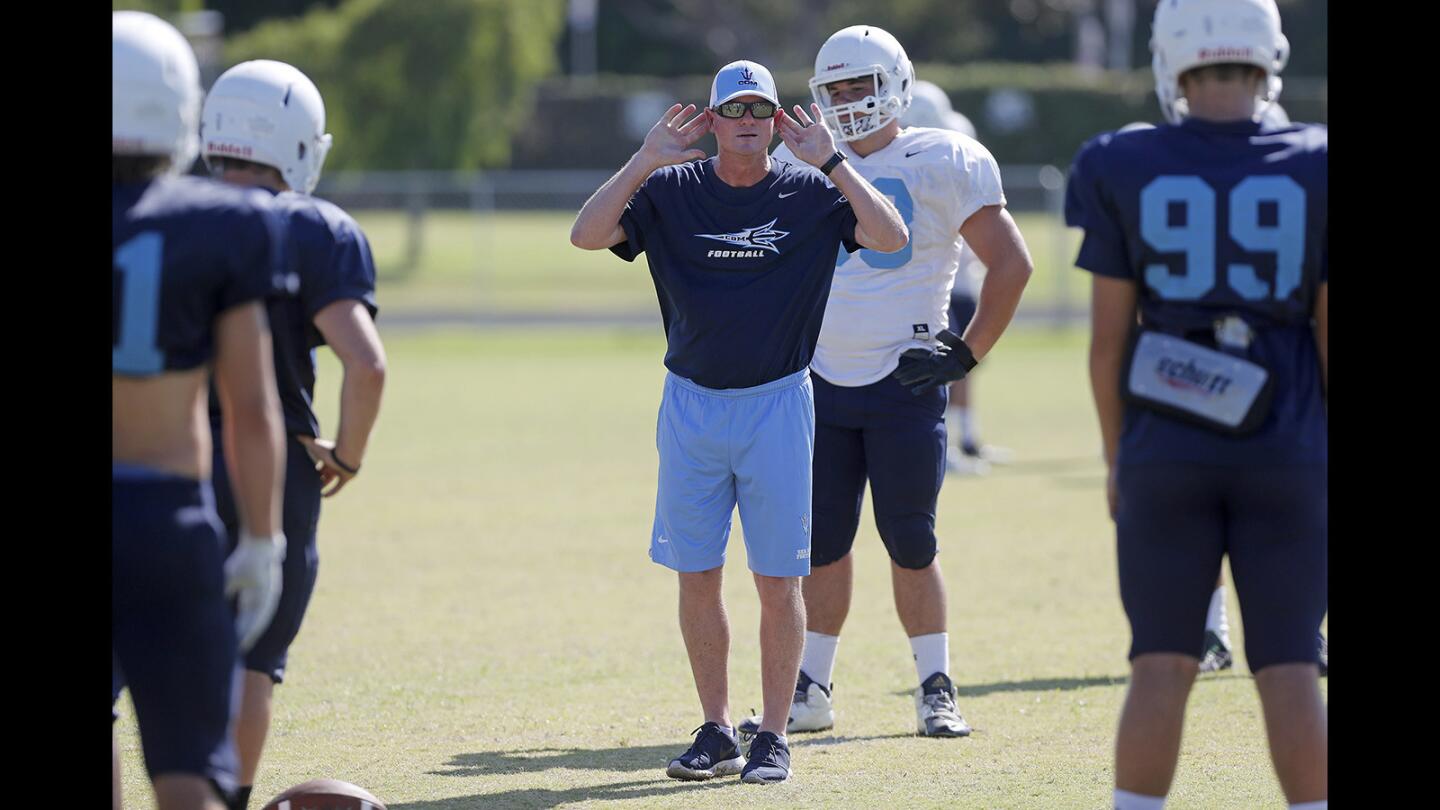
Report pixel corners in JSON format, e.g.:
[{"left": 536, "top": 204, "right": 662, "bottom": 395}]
[{"left": 891, "top": 329, "right": 978, "bottom": 395}]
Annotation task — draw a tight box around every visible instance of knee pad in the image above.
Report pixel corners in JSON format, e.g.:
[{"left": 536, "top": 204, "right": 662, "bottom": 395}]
[{"left": 877, "top": 515, "right": 938, "bottom": 570}]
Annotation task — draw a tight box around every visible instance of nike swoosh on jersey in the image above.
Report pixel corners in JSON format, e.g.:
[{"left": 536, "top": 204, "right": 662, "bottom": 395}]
[
  {"left": 778, "top": 191, "right": 799, "bottom": 199},
  {"left": 905, "top": 149, "right": 927, "bottom": 158}
]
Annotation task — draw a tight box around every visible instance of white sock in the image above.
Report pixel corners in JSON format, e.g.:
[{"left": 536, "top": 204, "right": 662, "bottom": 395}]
[
  {"left": 958, "top": 407, "right": 977, "bottom": 446},
  {"left": 910, "top": 632, "right": 949, "bottom": 684},
  {"left": 1206, "top": 586, "right": 1231, "bottom": 646},
  {"left": 1289, "top": 803, "right": 1327, "bottom": 810},
  {"left": 1113, "top": 789, "right": 1166, "bottom": 809},
  {"left": 800, "top": 631, "right": 839, "bottom": 690}
]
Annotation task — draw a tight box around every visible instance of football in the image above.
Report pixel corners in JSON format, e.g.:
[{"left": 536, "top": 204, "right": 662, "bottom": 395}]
[{"left": 260, "top": 779, "right": 386, "bottom": 810}]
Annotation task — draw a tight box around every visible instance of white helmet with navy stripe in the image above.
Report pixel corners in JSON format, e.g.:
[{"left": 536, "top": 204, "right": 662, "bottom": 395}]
[
  {"left": 809, "top": 25, "right": 914, "bottom": 142},
  {"left": 1150, "top": 0, "right": 1290, "bottom": 124},
  {"left": 201, "top": 60, "right": 333, "bottom": 194},
  {"left": 113, "top": 11, "right": 202, "bottom": 172}
]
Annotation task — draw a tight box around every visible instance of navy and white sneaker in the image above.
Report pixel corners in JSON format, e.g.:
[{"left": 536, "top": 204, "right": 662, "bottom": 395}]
[
  {"left": 1318, "top": 632, "right": 1328, "bottom": 677},
  {"left": 1198, "top": 630, "right": 1234, "bottom": 674},
  {"left": 915, "top": 672, "right": 971, "bottom": 737},
  {"left": 741, "top": 731, "right": 792, "bottom": 784},
  {"left": 737, "top": 670, "right": 834, "bottom": 741},
  {"left": 665, "top": 722, "right": 745, "bottom": 781}
]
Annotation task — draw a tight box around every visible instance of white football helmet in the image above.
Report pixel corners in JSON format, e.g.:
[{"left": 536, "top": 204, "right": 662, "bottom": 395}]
[
  {"left": 809, "top": 25, "right": 914, "bottom": 142},
  {"left": 201, "top": 60, "right": 333, "bottom": 194},
  {"left": 1150, "top": 0, "right": 1290, "bottom": 124},
  {"left": 902, "top": 80, "right": 950, "bottom": 128},
  {"left": 113, "top": 11, "right": 202, "bottom": 172},
  {"left": 1259, "top": 100, "right": 1291, "bottom": 129},
  {"left": 942, "top": 111, "right": 977, "bottom": 139}
]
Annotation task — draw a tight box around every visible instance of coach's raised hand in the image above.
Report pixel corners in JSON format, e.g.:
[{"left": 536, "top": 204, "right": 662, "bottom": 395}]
[
  {"left": 775, "top": 103, "right": 838, "bottom": 168},
  {"left": 640, "top": 103, "right": 712, "bottom": 169},
  {"left": 571, "top": 102, "right": 710, "bottom": 250},
  {"left": 779, "top": 102, "right": 908, "bottom": 254}
]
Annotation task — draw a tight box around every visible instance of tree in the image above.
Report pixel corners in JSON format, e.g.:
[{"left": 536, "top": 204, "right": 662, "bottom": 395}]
[{"left": 224, "top": 0, "right": 565, "bottom": 170}]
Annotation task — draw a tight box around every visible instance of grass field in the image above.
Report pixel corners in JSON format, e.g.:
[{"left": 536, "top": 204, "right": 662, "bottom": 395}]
[
  {"left": 350, "top": 210, "right": 1088, "bottom": 319},
  {"left": 116, "top": 326, "right": 1326, "bottom": 809}
]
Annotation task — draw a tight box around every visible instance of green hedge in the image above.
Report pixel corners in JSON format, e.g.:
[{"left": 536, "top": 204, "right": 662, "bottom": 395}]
[
  {"left": 224, "top": 0, "right": 565, "bottom": 170},
  {"left": 513, "top": 62, "right": 1326, "bottom": 170}
]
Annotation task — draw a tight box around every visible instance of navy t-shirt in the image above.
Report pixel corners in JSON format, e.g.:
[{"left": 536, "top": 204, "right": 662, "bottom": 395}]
[
  {"left": 209, "top": 190, "right": 379, "bottom": 438},
  {"left": 113, "top": 176, "right": 288, "bottom": 376},
  {"left": 1065, "top": 118, "right": 1328, "bottom": 466},
  {"left": 610, "top": 156, "right": 860, "bottom": 390}
]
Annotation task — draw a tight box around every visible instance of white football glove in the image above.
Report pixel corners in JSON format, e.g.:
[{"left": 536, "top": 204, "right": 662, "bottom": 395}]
[{"left": 224, "top": 531, "right": 286, "bottom": 652}]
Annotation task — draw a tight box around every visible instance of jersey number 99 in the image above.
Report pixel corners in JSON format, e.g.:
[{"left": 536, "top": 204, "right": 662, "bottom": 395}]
[{"left": 1139, "top": 175, "right": 1306, "bottom": 302}]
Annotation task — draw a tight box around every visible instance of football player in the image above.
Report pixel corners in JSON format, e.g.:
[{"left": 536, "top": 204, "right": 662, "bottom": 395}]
[
  {"left": 1065, "top": 1, "right": 1326, "bottom": 806},
  {"left": 901, "top": 80, "right": 1013, "bottom": 476},
  {"left": 201, "top": 60, "right": 386, "bottom": 810},
  {"left": 744, "top": 25, "right": 1033, "bottom": 740},
  {"left": 113, "top": 11, "right": 288, "bottom": 810}
]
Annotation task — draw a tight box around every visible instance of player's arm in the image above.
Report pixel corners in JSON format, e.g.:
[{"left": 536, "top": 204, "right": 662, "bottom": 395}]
[
  {"left": 571, "top": 103, "right": 710, "bottom": 250},
  {"left": 1089, "top": 275, "right": 1137, "bottom": 518},
  {"left": 775, "top": 104, "right": 907, "bottom": 253},
  {"left": 1313, "top": 281, "right": 1327, "bottom": 394},
  {"left": 303, "top": 300, "right": 387, "bottom": 497},
  {"left": 214, "top": 299, "right": 288, "bottom": 650},
  {"left": 957, "top": 205, "right": 1034, "bottom": 360},
  {"left": 213, "top": 301, "right": 285, "bottom": 536}
]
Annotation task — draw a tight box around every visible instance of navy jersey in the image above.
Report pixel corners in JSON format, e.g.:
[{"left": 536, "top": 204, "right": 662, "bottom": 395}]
[
  {"left": 209, "top": 190, "right": 378, "bottom": 438},
  {"left": 1065, "top": 119, "right": 1327, "bottom": 466},
  {"left": 611, "top": 157, "right": 860, "bottom": 390},
  {"left": 113, "top": 176, "right": 288, "bottom": 376}
]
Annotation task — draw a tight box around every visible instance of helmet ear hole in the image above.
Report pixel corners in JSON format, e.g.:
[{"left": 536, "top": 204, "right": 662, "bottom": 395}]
[{"left": 298, "top": 141, "right": 306, "bottom": 160}]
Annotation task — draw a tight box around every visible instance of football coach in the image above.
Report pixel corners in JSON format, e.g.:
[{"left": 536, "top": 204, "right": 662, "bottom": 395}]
[{"left": 570, "top": 59, "right": 907, "bottom": 784}]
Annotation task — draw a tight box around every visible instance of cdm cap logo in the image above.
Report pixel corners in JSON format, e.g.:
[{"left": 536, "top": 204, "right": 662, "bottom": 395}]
[{"left": 738, "top": 67, "right": 757, "bottom": 86}]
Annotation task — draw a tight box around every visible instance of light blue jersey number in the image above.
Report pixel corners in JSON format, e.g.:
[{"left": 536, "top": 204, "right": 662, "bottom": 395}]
[
  {"left": 113, "top": 232, "right": 165, "bottom": 374},
  {"left": 840, "top": 177, "right": 914, "bottom": 268},
  {"left": 1139, "top": 175, "right": 1306, "bottom": 301}
]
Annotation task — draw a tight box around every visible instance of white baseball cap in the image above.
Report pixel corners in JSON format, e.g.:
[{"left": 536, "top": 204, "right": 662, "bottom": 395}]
[{"left": 710, "top": 60, "right": 779, "bottom": 108}]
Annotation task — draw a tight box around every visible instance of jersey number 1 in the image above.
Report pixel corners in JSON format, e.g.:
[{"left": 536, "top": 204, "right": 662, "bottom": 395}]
[
  {"left": 1139, "top": 175, "right": 1306, "bottom": 301},
  {"left": 113, "top": 232, "right": 165, "bottom": 374}
]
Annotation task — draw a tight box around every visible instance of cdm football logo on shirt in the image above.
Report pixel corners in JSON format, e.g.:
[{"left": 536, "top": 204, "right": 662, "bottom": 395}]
[{"left": 696, "top": 218, "right": 790, "bottom": 258}]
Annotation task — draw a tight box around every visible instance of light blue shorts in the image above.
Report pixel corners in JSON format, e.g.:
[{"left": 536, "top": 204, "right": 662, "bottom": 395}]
[{"left": 651, "top": 368, "right": 815, "bottom": 577}]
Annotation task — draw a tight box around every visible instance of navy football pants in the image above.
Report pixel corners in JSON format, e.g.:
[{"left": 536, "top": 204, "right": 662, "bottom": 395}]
[
  {"left": 212, "top": 435, "right": 322, "bottom": 684},
  {"left": 811, "top": 371, "right": 948, "bottom": 569},
  {"left": 112, "top": 471, "right": 239, "bottom": 794},
  {"left": 1116, "top": 463, "right": 1328, "bottom": 672}
]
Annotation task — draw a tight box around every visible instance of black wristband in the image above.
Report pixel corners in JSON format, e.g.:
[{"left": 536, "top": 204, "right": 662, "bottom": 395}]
[
  {"left": 329, "top": 447, "right": 360, "bottom": 475},
  {"left": 819, "top": 151, "right": 847, "bottom": 176}
]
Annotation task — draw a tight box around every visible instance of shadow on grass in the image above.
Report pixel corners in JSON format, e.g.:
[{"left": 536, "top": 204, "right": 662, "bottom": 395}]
[
  {"left": 389, "top": 776, "right": 740, "bottom": 810},
  {"left": 885, "top": 671, "right": 1253, "bottom": 699},
  {"left": 888, "top": 674, "right": 1128, "bottom": 698},
  {"left": 425, "top": 743, "right": 681, "bottom": 777},
  {"left": 393, "top": 733, "right": 922, "bottom": 809}
]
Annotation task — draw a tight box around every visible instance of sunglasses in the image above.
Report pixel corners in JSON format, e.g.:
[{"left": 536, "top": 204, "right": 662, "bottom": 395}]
[{"left": 713, "top": 100, "right": 777, "bottom": 119}]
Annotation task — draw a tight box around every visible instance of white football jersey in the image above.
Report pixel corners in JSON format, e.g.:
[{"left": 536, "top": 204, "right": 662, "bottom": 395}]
[
  {"left": 773, "top": 126, "right": 1005, "bottom": 386},
  {"left": 951, "top": 239, "right": 986, "bottom": 299}
]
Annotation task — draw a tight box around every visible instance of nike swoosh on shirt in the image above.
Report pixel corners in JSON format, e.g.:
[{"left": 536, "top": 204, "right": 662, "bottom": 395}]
[
  {"left": 778, "top": 191, "right": 799, "bottom": 199},
  {"left": 905, "top": 149, "right": 928, "bottom": 158}
]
